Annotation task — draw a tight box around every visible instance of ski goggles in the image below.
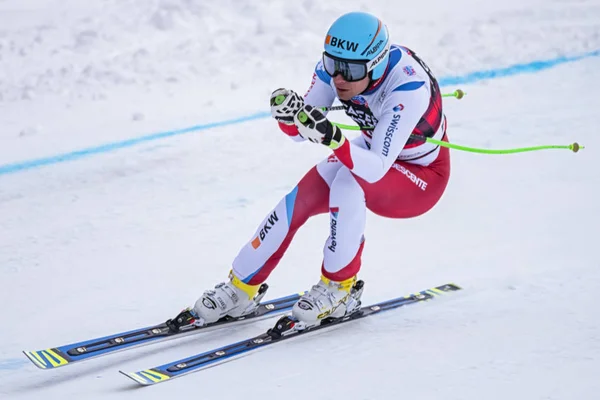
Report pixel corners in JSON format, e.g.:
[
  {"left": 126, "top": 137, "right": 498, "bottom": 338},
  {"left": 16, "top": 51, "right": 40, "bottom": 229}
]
[
  {"left": 322, "top": 44, "right": 390, "bottom": 82},
  {"left": 322, "top": 53, "right": 369, "bottom": 82}
]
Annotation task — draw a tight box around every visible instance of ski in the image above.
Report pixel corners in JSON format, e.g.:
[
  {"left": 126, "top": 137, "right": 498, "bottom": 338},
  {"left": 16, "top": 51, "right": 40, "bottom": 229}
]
[
  {"left": 23, "top": 290, "right": 303, "bottom": 370},
  {"left": 120, "top": 282, "right": 461, "bottom": 386}
]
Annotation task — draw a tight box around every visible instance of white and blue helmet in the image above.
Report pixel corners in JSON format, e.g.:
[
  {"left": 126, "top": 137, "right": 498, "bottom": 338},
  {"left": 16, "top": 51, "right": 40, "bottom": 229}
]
[{"left": 323, "top": 12, "right": 391, "bottom": 81}]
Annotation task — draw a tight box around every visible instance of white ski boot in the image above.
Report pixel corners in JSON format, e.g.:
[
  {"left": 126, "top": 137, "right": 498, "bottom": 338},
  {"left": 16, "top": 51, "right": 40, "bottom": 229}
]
[
  {"left": 291, "top": 275, "right": 364, "bottom": 330},
  {"left": 191, "top": 271, "right": 268, "bottom": 326}
]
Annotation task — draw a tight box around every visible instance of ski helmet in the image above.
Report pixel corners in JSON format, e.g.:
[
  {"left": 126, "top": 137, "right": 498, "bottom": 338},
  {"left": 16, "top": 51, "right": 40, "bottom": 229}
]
[{"left": 323, "top": 11, "right": 390, "bottom": 81}]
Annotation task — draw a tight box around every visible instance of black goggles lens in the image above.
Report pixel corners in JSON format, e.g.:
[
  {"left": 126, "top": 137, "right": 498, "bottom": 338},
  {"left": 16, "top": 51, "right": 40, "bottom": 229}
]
[{"left": 322, "top": 53, "right": 368, "bottom": 82}]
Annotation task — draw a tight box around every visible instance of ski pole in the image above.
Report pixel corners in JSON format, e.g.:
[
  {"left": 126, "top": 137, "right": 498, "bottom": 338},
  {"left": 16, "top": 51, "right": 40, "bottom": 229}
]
[
  {"left": 320, "top": 89, "right": 466, "bottom": 112},
  {"left": 330, "top": 122, "right": 584, "bottom": 154},
  {"left": 423, "top": 138, "right": 583, "bottom": 154}
]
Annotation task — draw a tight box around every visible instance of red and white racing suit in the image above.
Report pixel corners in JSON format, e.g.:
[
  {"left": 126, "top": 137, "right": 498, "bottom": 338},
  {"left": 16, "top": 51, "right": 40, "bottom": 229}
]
[{"left": 232, "top": 45, "right": 451, "bottom": 284}]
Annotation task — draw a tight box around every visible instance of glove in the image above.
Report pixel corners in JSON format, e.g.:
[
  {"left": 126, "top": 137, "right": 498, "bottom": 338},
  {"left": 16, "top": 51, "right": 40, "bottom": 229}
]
[
  {"left": 270, "top": 88, "right": 304, "bottom": 125},
  {"left": 294, "top": 105, "right": 346, "bottom": 150}
]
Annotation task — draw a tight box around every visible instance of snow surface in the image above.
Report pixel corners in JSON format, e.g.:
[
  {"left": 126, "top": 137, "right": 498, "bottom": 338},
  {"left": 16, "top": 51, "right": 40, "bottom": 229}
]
[{"left": 1, "top": 0, "right": 599, "bottom": 399}]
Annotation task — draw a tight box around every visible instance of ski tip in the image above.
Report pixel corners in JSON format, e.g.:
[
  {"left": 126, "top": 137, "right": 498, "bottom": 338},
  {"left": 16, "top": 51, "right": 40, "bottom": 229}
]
[
  {"left": 22, "top": 351, "right": 46, "bottom": 369},
  {"left": 119, "top": 370, "right": 152, "bottom": 386},
  {"left": 119, "top": 369, "right": 171, "bottom": 386},
  {"left": 22, "top": 349, "right": 69, "bottom": 369}
]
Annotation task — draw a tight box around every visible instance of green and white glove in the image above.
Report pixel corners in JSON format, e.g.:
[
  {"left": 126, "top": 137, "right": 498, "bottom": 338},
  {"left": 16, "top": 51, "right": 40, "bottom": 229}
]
[
  {"left": 270, "top": 88, "right": 304, "bottom": 125},
  {"left": 294, "top": 105, "right": 346, "bottom": 150}
]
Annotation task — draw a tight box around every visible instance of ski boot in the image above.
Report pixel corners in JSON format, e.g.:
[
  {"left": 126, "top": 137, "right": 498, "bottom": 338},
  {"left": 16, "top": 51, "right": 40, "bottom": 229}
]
[
  {"left": 269, "top": 275, "right": 364, "bottom": 336},
  {"left": 184, "top": 271, "right": 268, "bottom": 328},
  {"left": 166, "top": 272, "right": 268, "bottom": 333}
]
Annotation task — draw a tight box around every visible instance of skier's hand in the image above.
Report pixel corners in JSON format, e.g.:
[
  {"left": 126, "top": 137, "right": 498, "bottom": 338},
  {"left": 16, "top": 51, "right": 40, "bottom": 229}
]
[
  {"left": 270, "top": 88, "right": 304, "bottom": 125},
  {"left": 294, "top": 105, "right": 346, "bottom": 150}
]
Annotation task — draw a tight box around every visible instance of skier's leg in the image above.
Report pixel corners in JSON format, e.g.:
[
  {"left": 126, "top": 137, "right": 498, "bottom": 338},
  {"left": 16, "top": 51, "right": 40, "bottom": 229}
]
[
  {"left": 292, "top": 137, "right": 451, "bottom": 327},
  {"left": 233, "top": 156, "right": 343, "bottom": 285},
  {"left": 292, "top": 165, "right": 367, "bottom": 326},
  {"left": 321, "top": 167, "right": 367, "bottom": 280},
  {"left": 358, "top": 135, "right": 451, "bottom": 218},
  {"left": 193, "top": 159, "right": 343, "bottom": 324}
]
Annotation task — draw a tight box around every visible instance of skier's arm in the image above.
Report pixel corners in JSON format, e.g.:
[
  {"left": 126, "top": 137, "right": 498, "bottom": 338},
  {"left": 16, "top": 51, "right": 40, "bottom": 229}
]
[{"left": 332, "top": 83, "right": 430, "bottom": 182}]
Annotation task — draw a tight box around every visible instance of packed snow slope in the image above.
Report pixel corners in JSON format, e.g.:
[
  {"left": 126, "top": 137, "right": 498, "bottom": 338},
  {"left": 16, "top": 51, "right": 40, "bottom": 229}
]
[{"left": 0, "top": 1, "right": 599, "bottom": 399}]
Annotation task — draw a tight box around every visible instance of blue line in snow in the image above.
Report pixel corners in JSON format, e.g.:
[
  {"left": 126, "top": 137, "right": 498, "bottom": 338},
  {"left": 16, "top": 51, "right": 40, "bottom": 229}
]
[
  {"left": 0, "top": 358, "right": 29, "bottom": 370},
  {"left": 0, "top": 112, "right": 269, "bottom": 176},
  {"left": 438, "top": 49, "right": 600, "bottom": 86},
  {"left": 1, "top": 49, "right": 599, "bottom": 176}
]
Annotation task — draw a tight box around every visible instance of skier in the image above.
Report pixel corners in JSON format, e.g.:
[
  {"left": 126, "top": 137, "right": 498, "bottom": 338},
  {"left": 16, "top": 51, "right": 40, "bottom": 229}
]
[{"left": 190, "top": 11, "right": 451, "bottom": 330}]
